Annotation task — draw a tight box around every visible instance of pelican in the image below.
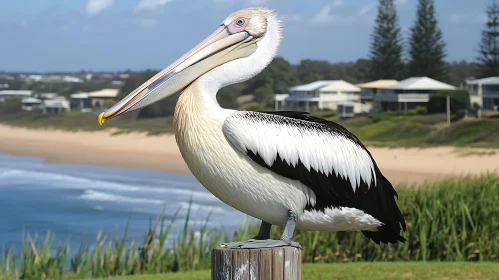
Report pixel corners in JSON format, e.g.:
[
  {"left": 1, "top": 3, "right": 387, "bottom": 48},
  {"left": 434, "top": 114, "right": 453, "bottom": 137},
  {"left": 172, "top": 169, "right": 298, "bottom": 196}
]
[{"left": 97, "top": 7, "right": 406, "bottom": 248}]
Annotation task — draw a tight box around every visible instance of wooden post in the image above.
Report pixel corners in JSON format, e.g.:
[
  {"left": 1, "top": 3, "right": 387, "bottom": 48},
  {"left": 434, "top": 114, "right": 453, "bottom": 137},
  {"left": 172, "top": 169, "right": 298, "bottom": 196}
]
[{"left": 211, "top": 246, "right": 302, "bottom": 280}]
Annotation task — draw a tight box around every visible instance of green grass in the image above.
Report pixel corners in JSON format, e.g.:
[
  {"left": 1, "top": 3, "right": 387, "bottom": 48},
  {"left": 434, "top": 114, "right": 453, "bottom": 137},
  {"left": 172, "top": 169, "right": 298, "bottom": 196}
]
[
  {"left": 0, "top": 174, "right": 497, "bottom": 279},
  {"left": 102, "top": 263, "right": 499, "bottom": 280},
  {"left": 0, "top": 111, "right": 174, "bottom": 135}
]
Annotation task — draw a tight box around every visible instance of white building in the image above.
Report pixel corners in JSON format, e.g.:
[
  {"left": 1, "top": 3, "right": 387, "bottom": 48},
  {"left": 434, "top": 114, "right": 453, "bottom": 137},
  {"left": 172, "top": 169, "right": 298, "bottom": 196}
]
[
  {"left": 467, "top": 77, "right": 499, "bottom": 110},
  {"left": 281, "top": 80, "right": 369, "bottom": 113},
  {"left": 274, "top": 94, "right": 289, "bottom": 110},
  {"left": 34, "top": 92, "right": 58, "bottom": 100},
  {"left": 373, "top": 77, "right": 456, "bottom": 111},
  {"left": 43, "top": 98, "right": 70, "bottom": 114},
  {"left": 88, "top": 89, "right": 119, "bottom": 108},
  {"left": 70, "top": 92, "right": 91, "bottom": 110},
  {"left": 0, "top": 90, "right": 33, "bottom": 102},
  {"left": 357, "top": 80, "right": 398, "bottom": 103},
  {"left": 21, "top": 97, "right": 42, "bottom": 111}
]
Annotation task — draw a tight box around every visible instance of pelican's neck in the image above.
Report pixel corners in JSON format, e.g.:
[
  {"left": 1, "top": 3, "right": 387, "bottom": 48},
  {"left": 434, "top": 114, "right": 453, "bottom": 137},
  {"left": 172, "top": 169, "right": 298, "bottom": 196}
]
[
  {"left": 174, "top": 12, "right": 282, "bottom": 146},
  {"left": 173, "top": 80, "right": 231, "bottom": 152}
]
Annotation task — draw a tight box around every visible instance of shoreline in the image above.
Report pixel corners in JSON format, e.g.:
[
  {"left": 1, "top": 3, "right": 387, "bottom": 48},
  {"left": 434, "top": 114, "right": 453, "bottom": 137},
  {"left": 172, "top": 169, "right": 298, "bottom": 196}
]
[{"left": 1, "top": 124, "right": 498, "bottom": 185}]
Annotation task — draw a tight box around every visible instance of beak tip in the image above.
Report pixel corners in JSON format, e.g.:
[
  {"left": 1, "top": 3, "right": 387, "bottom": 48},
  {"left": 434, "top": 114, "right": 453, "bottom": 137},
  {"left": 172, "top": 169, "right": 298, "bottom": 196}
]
[{"left": 98, "top": 112, "right": 105, "bottom": 126}]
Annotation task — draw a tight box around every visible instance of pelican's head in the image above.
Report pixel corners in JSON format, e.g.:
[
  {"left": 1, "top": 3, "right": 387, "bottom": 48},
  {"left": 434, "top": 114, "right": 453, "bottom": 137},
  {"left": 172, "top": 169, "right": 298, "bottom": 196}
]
[{"left": 98, "top": 7, "right": 281, "bottom": 125}]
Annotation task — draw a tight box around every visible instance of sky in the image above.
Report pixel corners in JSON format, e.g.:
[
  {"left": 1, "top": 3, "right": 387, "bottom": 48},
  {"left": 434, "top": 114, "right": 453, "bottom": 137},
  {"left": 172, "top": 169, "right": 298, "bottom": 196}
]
[{"left": 0, "top": 0, "right": 492, "bottom": 72}]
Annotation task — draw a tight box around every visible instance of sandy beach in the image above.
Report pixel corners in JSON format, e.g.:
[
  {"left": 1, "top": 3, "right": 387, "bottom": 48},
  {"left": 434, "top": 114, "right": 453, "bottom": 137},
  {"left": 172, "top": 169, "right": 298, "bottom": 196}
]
[{"left": 1, "top": 124, "right": 498, "bottom": 185}]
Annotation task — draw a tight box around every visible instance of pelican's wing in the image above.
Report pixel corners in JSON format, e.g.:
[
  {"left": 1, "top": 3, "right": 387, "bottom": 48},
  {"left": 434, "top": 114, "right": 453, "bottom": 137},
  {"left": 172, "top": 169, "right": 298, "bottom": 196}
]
[{"left": 223, "top": 110, "right": 406, "bottom": 243}]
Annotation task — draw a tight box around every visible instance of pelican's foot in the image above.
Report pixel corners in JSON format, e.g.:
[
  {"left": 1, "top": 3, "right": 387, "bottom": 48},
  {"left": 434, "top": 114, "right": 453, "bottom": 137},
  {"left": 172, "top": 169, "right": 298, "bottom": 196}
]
[{"left": 220, "top": 239, "right": 301, "bottom": 249}]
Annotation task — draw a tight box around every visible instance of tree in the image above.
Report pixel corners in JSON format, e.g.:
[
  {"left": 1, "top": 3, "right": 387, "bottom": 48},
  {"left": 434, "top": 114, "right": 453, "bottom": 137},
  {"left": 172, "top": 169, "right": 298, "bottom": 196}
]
[
  {"left": 407, "top": 0, "right": 448, "bottom": 81},
  {"left": 368, "top": 0, "right": 405, "bottom": 80},
  {"left": 476, "top": 0, "right": 499, "bottom": 78}
]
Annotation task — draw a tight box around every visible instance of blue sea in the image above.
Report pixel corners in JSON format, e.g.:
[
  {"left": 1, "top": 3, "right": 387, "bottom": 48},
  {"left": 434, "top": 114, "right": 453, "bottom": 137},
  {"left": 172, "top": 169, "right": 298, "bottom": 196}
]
[{"left": 0, "top": 153, "right": 246, "bottom": 253}]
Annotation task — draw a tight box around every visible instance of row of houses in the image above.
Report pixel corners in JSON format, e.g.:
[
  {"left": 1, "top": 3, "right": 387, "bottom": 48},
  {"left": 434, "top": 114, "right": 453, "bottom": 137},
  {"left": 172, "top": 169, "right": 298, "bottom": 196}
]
[
  {"left": 0, "top": 89, "right": 119, "bottom": 114},
  {"left": 275, "top": 76, "right": 499, "bottom": 118}
]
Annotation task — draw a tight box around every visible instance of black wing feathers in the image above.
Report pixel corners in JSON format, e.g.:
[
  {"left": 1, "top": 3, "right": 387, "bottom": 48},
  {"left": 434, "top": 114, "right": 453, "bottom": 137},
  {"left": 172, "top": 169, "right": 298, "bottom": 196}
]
[{"left": 245, "top": 110, "right": 407, "bottom": 244}]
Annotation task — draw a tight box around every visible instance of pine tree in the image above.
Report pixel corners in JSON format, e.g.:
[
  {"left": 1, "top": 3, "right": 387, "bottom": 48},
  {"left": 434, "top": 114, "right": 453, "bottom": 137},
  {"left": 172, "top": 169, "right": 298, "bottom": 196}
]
[
  {"left": 476, "top": 0, "right": 499, "bottom": 78},
  {"left": 368, "top": 0, "right": 405, "bottom": 80},
  {"left": 407, "top": 0, "right": 448, "bottom": 81}
]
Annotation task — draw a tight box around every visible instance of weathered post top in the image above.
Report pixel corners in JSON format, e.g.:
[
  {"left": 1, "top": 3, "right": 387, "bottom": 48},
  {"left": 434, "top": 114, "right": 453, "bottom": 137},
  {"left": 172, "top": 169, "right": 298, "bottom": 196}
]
[{"left": 212, "top": 246, "right": 302, "bottom": 280}]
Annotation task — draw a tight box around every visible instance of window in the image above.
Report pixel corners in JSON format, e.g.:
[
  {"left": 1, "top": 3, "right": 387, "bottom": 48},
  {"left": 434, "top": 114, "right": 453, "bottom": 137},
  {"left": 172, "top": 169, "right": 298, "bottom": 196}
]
[
  {"left": 485, "top": 85, "right": 499, "bottom": 92},
  {"left": 468, "top": 84, "right": 479, "bottom": 95}
]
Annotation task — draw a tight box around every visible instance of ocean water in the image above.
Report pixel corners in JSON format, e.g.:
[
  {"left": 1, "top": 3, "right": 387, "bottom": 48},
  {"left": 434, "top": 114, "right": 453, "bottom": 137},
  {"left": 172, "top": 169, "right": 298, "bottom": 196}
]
[{"left": 0, "top": 153, "right": 247, "bottom": 253}]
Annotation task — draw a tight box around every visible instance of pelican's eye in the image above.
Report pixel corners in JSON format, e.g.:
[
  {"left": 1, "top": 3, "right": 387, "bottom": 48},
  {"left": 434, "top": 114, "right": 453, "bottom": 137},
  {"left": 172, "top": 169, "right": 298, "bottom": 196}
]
[
  {"left": 227, "top": 17, "right": 249, "bottom": 34},
  {"left": 235, "top": 19, "right": 245, "bottom": 27}
]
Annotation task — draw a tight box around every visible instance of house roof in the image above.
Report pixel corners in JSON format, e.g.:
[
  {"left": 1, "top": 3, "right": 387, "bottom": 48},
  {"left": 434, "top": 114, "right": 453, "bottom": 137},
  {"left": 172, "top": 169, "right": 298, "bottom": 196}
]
[
  {"left": 290, "top": 80, "right": 337, "bottom": 91},
  {"left": 88, "top": 89, "right": 119, "bottom": 98},
  {"left": 357, "top": 79, "right": 398, "bottom": 89},
  {"left": 21, "top": 97, "right": 42, "bottom": 104},
  {"left": 384, "top": 77, "right": 456, "bottom": 90},
  {"left": 318, "top": 80, "right": 361, "bottom": 92},
  {"left": 70, "top": 92, "right": 90, "bottom": 99},
  {"left": 0, "top": 90, "right": 32, "bottom": 97},
  {"left": 467, "top": 77, "right": 499, "bottom": 85},
  {"left": 38, "top": 93, "right": 58, "bottom": 99},
  {"left": 43, "top": 99, "right": 70, "bottom": 108}
]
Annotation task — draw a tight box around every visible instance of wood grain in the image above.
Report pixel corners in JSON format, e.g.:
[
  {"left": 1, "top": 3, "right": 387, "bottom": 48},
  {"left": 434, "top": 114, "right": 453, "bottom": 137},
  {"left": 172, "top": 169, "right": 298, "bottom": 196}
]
[{"left": 212, "top": 246, "right": 301, "bottom": 280}]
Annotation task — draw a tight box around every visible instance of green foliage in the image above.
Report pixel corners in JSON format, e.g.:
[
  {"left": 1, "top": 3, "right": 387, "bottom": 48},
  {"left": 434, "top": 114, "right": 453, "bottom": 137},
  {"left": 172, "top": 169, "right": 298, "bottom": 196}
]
[
  {"left": 407, "top": 105, "right": 428, "bottom": 115},
  {"left": 242, "top": 57, "right": 300, "bottom": 107},
  {"left": 337, "top": 113, "right": 499, "bottom": 148},
  {"left": 0, "top": 111, "right": 174, "bottom": 135},
  {"left": 407, "top": 0, "right": 448, "bottom": 81},
  {"left": 436, "top": 89, "right": 469, "bottom": 106},
  {"left": 425, "top": 119, "right": 499, "bottom": 146},
  {"left": 291, "top": 174, "right": 499, "bottom": 263},
  {"left": 369, "top": 0, "right": 405, "bottom": 80},
  {"left": 0, "top": 98, "right": 23, "bottom": 114},
  {"left": 0, "top": 175, "right": 498, "bottom": 279},
  {"left": 427, "top": 89, "right": 469, "bottom": 114},
  {"left": 447, "top": 60, "right": 479, "bottom": 86},
  {"left": 476, "top": 0, "right": 499, "bottom": 78}
]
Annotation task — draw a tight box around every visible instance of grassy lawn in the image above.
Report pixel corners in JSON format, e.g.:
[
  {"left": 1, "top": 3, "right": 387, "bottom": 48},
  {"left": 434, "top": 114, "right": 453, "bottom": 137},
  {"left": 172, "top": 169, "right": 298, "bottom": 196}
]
[{"left": 102, "top": 263, "right": 499, "bottom": 280}]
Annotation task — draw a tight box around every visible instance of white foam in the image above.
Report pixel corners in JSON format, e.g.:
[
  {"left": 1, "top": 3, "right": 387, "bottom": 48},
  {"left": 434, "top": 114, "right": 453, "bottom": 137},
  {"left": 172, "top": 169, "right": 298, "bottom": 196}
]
[
  {"left": 0, "top": 168, "right": 218, "bottom": 201},
  {"left": 80, "top": 190, "right": 165, "bottom": 204}
]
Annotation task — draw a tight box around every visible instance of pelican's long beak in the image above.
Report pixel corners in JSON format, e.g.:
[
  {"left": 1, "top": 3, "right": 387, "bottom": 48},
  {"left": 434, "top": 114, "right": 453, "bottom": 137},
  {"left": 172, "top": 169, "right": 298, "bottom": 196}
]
[{"left": 98, "top": 25, "right": 257, "bottom": 125}]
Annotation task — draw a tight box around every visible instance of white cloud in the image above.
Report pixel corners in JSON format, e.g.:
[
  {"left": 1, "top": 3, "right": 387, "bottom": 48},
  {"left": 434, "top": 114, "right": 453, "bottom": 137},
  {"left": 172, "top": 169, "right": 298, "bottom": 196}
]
[
  {"left": 311, "top": 6, "right": 335, "bottom": 25},
  {"left": 282, "top": 14, "right": 302, "bottom": 22},
  {"left": 449, "top": 13, "right": 467, "bottom": 25},
  {"left": 135, "top": 0, "right": 174, "bottom": 13},
  {"left": 333, "top": 0, "right": 343, "bottom": 7},
  {"left": 312, "top": 4, "right": 375, "bottom": 26},
  {"left": 358, "top": 3, "right": 376, "bottom": 16},
  {"left": 396, "top": 0, "right": 408, "bottom": 6},
  {"left": 248, "top": 0, "right": 268, "bottom": 5},
  {"left": 86, "top": 0, "right": 114, "bottom": 16}
]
